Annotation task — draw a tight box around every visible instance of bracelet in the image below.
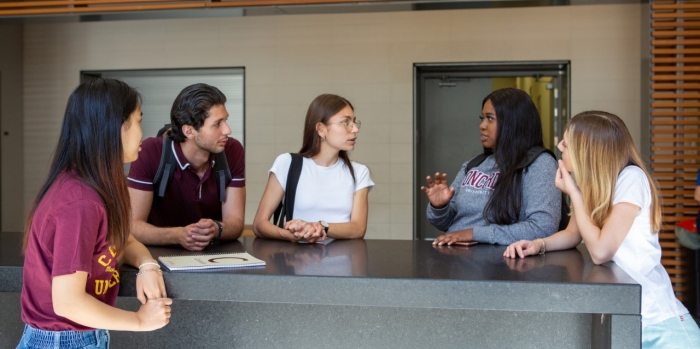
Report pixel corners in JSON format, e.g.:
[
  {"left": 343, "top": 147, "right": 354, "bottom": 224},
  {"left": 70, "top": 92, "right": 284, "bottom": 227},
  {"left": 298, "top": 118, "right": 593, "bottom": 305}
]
[
  {"left": 138, "top": 262, "right": 161, "bottom": 270},
  {"left": 538, "top": 238, "right": 546, "bottom": 255},
  {"left": 136, "top": 269, "right": 163, "bottom": 276}
]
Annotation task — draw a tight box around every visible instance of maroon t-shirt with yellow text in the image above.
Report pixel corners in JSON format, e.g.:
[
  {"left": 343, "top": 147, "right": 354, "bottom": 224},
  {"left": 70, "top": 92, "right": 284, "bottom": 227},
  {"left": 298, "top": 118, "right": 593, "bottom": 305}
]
[{"left": 21, "top": 171, "right": 119, "bottom": 331}]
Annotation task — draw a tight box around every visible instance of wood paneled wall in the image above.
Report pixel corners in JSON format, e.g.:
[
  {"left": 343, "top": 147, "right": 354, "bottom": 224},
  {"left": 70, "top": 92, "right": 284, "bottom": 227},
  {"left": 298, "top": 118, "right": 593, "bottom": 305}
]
[{"left": 650, "top": 0, "right": 700, "bottom": 301}]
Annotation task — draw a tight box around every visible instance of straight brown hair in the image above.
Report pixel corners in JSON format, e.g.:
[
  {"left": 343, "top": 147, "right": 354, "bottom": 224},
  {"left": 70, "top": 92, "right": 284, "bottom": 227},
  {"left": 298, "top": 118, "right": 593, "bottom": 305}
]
[{"left": 298, "top": 94, "right": 356, "bottom": 182}]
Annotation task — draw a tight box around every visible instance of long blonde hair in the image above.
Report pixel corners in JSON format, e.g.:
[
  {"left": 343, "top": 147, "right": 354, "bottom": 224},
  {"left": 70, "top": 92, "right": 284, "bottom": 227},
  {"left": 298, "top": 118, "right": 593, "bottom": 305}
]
[{"left": 566, "top": 111, "right": 661, "bottom": 232}]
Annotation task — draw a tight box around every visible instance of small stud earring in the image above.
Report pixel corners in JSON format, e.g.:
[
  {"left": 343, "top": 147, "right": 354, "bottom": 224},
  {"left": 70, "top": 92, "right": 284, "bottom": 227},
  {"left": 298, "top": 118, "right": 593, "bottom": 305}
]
[{"left": 321, "top": 137, "right": 326, "bottom": 141}]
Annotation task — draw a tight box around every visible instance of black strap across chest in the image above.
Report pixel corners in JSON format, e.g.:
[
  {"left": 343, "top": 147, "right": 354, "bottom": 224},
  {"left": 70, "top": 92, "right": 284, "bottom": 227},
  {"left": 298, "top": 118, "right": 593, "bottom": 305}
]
[{"left": 273, "top": 153, "right": 303, "bottom": 228}]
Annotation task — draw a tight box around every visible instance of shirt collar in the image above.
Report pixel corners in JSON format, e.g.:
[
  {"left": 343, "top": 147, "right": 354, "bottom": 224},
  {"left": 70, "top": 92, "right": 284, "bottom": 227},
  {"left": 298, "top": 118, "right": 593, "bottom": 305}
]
[
  {"left": 172, "top": 140, "right": 216, "bottom": 171},
  {"left": 172, "top": 141, "right": 190, "bottom": 170}
]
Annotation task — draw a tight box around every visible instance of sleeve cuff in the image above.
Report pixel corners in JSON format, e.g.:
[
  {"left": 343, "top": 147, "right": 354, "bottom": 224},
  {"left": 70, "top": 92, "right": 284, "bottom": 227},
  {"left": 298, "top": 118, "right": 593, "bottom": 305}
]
[
  {"left": 471, "top": 226, "right": 493, "bottom": 244},
  {"left": 227, "top": 178, "right": 246, "bottom": 188},
  {"left": 127, "top": 178, "right": 153, "bottom": 191},
  {"left": 428, "top": 203, "right": 451, "bottom": 218}
]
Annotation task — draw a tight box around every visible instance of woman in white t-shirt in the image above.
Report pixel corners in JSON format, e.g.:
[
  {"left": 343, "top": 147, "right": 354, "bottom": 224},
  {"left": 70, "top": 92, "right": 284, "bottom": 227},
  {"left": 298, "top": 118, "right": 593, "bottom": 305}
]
[
  {"left": 253, "top": 94, "right": 374, "bottom": 243},
  {"left": 504, "top": 111, "right": 700, "bottom": 348}
]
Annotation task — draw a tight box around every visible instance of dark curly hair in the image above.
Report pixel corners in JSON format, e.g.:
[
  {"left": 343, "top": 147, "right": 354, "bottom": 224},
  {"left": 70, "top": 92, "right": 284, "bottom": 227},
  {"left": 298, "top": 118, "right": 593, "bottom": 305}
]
[{"left": 169, "top": 83, "right": 227, "bottom": 142}]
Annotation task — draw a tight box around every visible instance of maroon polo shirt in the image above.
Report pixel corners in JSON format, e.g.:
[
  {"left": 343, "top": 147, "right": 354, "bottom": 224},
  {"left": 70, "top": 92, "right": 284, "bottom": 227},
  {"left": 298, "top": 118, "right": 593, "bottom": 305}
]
[{"left": 127, "top": 136, "right": 245, "bottom": 227}]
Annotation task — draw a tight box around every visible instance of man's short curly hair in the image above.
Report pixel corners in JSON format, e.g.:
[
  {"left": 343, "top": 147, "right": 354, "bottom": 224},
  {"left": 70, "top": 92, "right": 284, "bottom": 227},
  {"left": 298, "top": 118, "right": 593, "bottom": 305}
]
[{"left": 169, "top": 83, "right": 227, "bottom": 142}]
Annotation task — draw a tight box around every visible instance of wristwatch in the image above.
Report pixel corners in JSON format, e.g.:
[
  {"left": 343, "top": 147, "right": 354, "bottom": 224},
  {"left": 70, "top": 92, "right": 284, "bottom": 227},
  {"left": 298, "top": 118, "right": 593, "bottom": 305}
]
[
  {"left": 213, "top": 220, "right": 223, "bottom": 240},
  {"left": 319, "top": 221, "right": 329, "bottom": 236}
]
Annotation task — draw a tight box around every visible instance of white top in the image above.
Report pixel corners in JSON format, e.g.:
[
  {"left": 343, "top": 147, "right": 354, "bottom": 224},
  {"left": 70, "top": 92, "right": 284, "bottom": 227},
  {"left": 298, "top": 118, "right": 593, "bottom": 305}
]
[
  {"left": 269, "top": 153, "right": 374, "bottom": 223},
  {"left": 611, "top": 166, "right": 688, "bottom": 326}
]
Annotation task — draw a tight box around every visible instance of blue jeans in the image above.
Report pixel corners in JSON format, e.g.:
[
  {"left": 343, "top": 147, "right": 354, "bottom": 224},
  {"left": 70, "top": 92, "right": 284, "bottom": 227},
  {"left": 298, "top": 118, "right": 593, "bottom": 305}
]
[
  {"left": 643, "top": 313, "right": 700, "bottom": 349},
  {"left": 16, "top": 324, "right": 109, "bottom": 349}
]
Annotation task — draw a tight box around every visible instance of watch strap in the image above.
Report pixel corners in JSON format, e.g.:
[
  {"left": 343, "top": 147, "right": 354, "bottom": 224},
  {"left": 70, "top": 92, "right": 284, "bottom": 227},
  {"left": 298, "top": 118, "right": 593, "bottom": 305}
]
[
  {"left": 319, "top": 221, "right": 329, "bottom": 235},
  {"left": 213, "top": 220, "right": 223, "bottom": 240}
]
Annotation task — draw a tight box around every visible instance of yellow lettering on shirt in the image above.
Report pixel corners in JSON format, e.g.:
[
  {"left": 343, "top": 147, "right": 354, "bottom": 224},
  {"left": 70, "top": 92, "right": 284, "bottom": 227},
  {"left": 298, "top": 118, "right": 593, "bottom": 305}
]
[
  {"left": 98, "top": 255, "right": 111, "bottom": 267},
  {"left": 94, "top": 280, "right": 107, "bottom": 295},
  {"left": 93, "top": 248, "right": 120, "bottom": 296},
  {"left": 94, "top": 275, "right": 120, "bottom": 296},
  {"left": 112, "top": 269, "right": 120, "bottom": 284}
]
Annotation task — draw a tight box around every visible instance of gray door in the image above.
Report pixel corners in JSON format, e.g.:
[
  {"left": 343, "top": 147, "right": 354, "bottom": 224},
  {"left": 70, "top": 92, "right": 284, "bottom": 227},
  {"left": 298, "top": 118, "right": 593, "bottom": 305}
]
[{"left": 417, "top": 78, "right": 493, "bottom": 240}]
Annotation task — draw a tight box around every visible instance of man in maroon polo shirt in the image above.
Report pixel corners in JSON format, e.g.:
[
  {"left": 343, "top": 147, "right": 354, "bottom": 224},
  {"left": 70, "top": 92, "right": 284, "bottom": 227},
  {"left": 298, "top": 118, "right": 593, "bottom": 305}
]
[{"left": 127, "top": 83, "right": 245, "bottom": 251}]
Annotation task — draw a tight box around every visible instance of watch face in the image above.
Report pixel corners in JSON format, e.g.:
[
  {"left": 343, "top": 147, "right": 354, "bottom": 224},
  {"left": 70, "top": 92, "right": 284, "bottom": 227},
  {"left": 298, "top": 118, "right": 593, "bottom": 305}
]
[{"left": 320, "top": 220, "right": 328, "bottom": 228}]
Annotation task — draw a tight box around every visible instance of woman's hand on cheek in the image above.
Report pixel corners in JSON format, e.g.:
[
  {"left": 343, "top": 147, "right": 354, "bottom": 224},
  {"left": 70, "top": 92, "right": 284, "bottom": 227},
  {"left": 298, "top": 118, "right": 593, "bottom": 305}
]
[{"left": 555, "top": 160, "right": 580, "bottom": 196}]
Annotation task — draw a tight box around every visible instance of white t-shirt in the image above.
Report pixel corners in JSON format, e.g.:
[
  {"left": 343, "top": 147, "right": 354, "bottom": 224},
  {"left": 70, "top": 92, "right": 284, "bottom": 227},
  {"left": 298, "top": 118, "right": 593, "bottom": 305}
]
[
  {"left": 269, "top": 153, "right": 374, "bottom": 224},
  {"left": 611, "top": 166, "right": 688, "bottom": 326}
]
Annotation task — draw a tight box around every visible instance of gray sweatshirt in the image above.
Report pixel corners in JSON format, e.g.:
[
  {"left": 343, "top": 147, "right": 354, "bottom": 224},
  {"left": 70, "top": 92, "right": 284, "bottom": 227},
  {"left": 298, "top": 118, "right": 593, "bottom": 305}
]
[{"left": 427, "top": 153, "right": 561, "bottom": 245}]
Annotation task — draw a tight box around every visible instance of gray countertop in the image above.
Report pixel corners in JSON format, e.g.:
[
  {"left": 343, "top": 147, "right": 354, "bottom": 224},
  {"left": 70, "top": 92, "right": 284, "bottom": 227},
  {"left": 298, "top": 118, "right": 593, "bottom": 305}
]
[
  {"left": 0, "top": 232, "right": 641, "bottom": 315},
  {"left": 0, "top": 232, "right": 643, "bottom": 349}
]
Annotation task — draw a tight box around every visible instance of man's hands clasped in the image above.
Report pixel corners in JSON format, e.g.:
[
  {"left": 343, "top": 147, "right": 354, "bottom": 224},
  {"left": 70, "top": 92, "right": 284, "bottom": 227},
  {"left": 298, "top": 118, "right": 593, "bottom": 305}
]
[{"left": 179, "top": 218, "right": 221, "bottom": 251}]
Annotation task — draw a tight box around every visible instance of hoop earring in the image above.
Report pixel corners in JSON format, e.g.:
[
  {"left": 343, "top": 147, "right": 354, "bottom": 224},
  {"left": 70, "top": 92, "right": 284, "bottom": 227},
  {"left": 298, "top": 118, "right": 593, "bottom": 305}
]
[{"left": 321, "top": 137, "right": 326, "bottom": 141}]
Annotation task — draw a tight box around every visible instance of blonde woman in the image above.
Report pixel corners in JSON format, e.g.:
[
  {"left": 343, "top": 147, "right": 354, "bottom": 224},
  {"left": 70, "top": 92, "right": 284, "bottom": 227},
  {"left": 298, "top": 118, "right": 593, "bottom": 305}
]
[{"left": 504, "top": 111, "right": 700, "bottom": 348}]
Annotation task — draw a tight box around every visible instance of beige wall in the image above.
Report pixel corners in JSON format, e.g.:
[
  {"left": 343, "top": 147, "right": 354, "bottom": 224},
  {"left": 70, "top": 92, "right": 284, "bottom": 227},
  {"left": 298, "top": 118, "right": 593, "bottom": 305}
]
[
  {"left": 21, "top": 4, "right": 641, "bottom": 239},
  {"left": 0, "top": 23, "right": 24, "bottom": 233}
]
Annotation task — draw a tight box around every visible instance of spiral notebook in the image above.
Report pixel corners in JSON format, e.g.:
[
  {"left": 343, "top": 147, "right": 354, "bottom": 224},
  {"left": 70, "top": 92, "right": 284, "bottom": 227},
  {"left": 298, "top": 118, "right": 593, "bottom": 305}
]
[{"left": 158, "top": 252, "right": 266, "bottom": 271}]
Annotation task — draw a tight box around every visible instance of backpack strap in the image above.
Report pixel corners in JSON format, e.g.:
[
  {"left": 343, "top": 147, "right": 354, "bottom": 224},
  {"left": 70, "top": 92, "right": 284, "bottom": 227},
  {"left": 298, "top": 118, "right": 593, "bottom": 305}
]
[
  {"left": 517, "top": 146, "right": 553, "bottom": 170},
  {"left": 469, "top": 147, "right": 554, "bottom": 172},
  {"left": 518, "top": 146, "right": 571, "bottom": 231},
  {"left": 156, "top": 123, "right": 172, "bottom": 137},
  {"left": 464, "top": 153, "right": 489, "bottom": 175},
  {"left": 154, "top": 123, "right": 233, "bottom": 202},
  {"left": 557, "top": 193, "right": 571, "bottom": 230},
  {"left": 516, "top": 146, "right": 571, "bottom": 230},
  {"left": 213, "top": 149, "right": 232, "bottom": 202},
  {"left": 273, "top": 153, "right": 304, "bottom": 228},
  {"left": 152, "top": 136, "right": 177, "bottom": 198}
]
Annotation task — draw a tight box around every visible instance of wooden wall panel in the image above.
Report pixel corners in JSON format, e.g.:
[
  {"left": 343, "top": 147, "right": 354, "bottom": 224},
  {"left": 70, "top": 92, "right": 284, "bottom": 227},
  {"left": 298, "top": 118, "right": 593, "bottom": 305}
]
[{"left": 651, "top": 0, "right": 700, "bottom": 301}]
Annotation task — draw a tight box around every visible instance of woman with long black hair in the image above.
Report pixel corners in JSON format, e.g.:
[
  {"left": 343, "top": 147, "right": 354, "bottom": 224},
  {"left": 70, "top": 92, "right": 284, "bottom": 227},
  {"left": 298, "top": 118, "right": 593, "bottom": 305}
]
[
  {"left": 17, "top": 78, "right": 171, "bottom": 349},
  {"left": 423, "top": 88, "right": 560, "bottom": 246}
]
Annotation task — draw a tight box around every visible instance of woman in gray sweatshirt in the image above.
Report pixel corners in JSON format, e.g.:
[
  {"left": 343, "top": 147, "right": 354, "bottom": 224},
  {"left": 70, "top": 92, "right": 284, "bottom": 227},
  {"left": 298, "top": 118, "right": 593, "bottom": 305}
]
[{"left": 423, "top": 88, "right": 561, "bottom": 246}]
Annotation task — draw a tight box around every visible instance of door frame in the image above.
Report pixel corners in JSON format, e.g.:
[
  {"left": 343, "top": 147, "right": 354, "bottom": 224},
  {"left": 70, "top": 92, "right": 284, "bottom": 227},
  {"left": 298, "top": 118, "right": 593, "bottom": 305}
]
[{"left": 413, "top": 61, "right": 571, "bottom": 240}]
